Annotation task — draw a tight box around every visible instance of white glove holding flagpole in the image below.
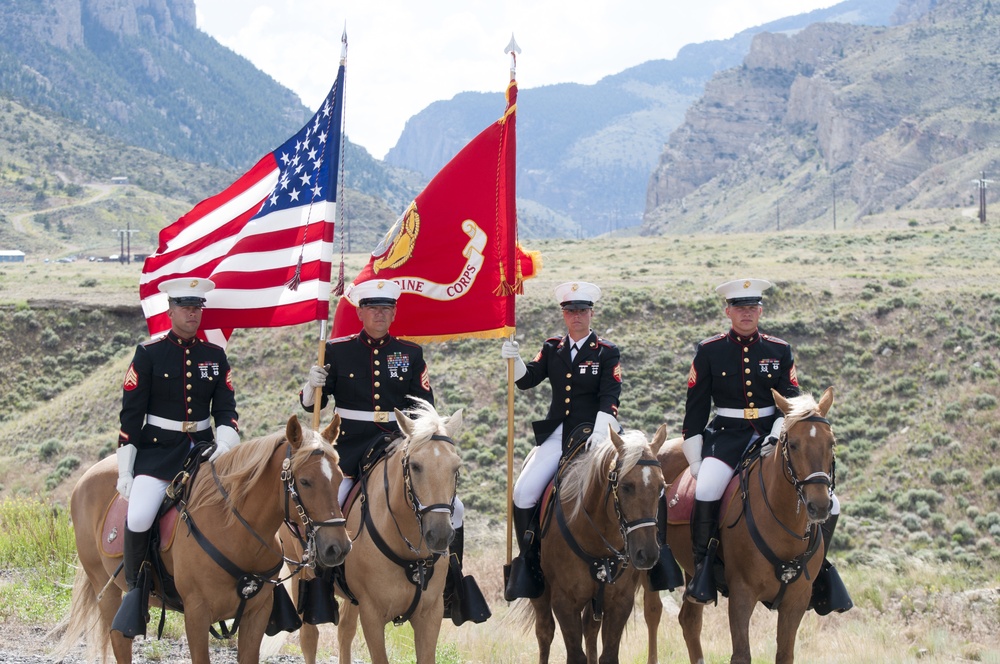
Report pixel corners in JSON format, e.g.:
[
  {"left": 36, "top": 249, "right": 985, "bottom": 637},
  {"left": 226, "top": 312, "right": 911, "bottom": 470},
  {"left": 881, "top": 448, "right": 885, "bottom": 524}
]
[
  {"left": 501, "top": 340, "right": 527, "bottom": 381},
  {"left": 116, "top": 443, "right": 137, "bottom": 499},
  {"left": 682, "top": 434, "right": 704, "bottom": 478},
  {"left": 301, "top": 364, "right": 330, "bottom": 407}
]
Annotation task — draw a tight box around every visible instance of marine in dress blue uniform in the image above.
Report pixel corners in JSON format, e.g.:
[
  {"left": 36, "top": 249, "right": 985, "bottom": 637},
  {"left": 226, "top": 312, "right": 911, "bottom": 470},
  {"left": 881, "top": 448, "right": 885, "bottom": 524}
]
[
  {"left": 113, "top": 277, "right": 240, "bottom": 638},
  {"left": 681, "top": 279, "right": 850, "bottom": 613},
  {"left": 501, "top": 281, "right": 623, "bottom": 600},
  {"left": 299, "top": 279, "right": 488, "bottom": 625}
]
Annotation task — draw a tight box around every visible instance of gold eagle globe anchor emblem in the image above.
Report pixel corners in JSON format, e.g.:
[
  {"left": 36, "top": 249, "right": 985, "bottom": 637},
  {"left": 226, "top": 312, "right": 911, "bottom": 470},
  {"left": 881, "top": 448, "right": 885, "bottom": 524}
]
[{"left": 372, "top": 202, "right": 419, "bottom": 273}]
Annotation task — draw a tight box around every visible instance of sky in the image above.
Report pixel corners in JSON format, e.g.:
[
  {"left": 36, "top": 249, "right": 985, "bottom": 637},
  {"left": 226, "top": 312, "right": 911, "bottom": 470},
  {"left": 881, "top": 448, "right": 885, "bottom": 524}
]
[{"left": 195, "top": 0, "right": 842, "bottom": 160}]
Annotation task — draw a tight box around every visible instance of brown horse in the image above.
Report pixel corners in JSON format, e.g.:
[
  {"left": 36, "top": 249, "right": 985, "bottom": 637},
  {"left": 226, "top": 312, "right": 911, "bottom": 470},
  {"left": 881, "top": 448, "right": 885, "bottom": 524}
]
[
  {"left": 529, "top": 426, "right": 666, "bottom": 664},
  {"left": 57, "top": 414, "right": 351, "bottom": 664},
  {"left": 331, "top": 399, "right": 464, "bottom": 664},
  {"left": 654, "top": 387, "right": 837, "bottom": 664}
]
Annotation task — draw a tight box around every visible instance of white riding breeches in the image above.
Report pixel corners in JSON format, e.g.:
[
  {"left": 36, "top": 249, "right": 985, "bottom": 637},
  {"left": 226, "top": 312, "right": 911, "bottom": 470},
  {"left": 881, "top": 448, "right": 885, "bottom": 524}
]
[
  {"left": 694, "top": 457, "right": 842, "bottom": 513},
  {"left": 339, "top": 476, "right": 465, "bottom": 528},
  {"left": 127, "top": 475, "right": 170, "bottom": 532},
  {"left": 513, "top": 425, "right": 563, "bottom": 509}
]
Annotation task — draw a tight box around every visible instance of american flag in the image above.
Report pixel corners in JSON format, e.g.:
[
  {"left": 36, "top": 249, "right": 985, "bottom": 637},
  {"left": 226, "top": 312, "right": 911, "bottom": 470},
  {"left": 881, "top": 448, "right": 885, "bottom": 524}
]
[{"left": 138, "top": 61, "right": 346, "bottom": 347}]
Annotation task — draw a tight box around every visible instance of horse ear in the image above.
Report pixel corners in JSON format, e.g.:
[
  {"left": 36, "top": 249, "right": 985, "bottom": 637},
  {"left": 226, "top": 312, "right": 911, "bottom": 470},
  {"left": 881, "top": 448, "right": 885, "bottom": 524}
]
[
  {"left": 818, "top": 386, "right": 835, "bottom": 417},
  {"left": 771, "top": 388, "right": 791, "bottom": 415},
  {"left": 446, "top": 409, "right": 464, "bottom": 438},
  {"left": 650, "top": 424, "right": 668, "bottom": 456},
  {"left": 286, "top": 415, "right": 304, "bottom": 449},
  {"left": 322, "top": 413, "right": 341, "bottom": 444},
  {"left": 395, "top": 408, "right": 414, "bottom": 438},
  {"left": 609, "top": 427, "right": 625, "bottom": 454}
]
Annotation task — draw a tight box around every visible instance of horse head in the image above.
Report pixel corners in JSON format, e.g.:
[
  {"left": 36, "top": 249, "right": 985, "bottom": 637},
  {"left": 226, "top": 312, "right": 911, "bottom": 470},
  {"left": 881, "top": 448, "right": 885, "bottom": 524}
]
[
  {"left": 394, "top": 399, "right": 463, "bottom": 554},
  {"left": 285, "top": 413, "right": 352, "bottom": 567},
  {"left": 606, "top": 425, "right": 667, "bottom": 570},
  {"left": 771, "top": 386, "right": 836, "bottom": 524}
]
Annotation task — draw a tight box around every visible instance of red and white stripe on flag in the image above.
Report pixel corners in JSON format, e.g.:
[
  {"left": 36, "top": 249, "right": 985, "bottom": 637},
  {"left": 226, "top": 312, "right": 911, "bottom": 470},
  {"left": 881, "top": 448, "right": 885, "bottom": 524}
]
[{"left": 139, "top": 64, "right": 346, "bottom": 348}]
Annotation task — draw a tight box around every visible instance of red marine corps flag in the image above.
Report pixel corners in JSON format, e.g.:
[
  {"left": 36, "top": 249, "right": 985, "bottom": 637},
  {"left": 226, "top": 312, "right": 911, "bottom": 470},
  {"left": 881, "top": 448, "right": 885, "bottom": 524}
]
[
  {"left": 331, "top": 66, "right": 538, "bottom": 341},
  {"left": 138, "top": 37, "right": 348, "bottom": 347}
]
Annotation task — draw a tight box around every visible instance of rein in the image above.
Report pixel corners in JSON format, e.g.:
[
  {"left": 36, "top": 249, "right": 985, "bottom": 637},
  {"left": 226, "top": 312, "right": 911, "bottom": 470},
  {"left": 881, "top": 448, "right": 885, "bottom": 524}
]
[
  {"left": 553, "top": 453, "right": 659, "bottom": 620},
  {"left": 179, "top": 441, "right": 345, "bottom": 638},
  {"left": 356, "top": 432, "right": 456, "bottom": 626},
  {"left": 736, "top": 413, "right": 832, "bottom": 609}
]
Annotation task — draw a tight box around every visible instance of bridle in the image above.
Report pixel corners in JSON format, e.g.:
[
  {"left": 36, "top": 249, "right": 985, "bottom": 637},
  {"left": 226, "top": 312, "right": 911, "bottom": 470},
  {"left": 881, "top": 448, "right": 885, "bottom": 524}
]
[
  {"left": 777, "top": 414, "right": 837, "bottom": 509},
  {"left": 553, "top": 451, "right": 661, "bottom": 619},
  {"left": 400, "top": 433, "right": 459, "bottom": 533},
  {"left": 281, "top": 446, "right": 348, "bottom": 567}
]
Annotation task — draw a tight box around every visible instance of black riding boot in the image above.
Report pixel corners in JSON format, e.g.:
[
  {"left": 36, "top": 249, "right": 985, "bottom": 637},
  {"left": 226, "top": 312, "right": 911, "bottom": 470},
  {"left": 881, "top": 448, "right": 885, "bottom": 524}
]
[
  {"left": 111, "top": 526, "right": 152, "bottom": 638},
  {"left": 442, "top": 526, "right": 491, "bottom": 625},
  {"left": 648, "top": 491, "right": 685, "bottom": 591},
  {"left": 684, "top": 499, "right": 721, "bottom": 605},
  {"left": 810, "top": 513, "right": 853, "bottom": 614},
  {"left": 503, "top": 506, "right": 544, "bottom": 600}
]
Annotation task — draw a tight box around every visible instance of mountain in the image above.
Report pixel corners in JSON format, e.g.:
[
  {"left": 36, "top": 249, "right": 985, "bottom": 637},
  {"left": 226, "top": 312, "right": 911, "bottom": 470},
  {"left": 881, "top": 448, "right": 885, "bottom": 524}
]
[
  {"left": 642, "top": 0, "right": 1000, "bottom": 234},
  {"left": 0, "top": 0, "right": 420, "bottom": 241},
  {"left": 384, "top": 0, "right": 901, "bottom": 238}
]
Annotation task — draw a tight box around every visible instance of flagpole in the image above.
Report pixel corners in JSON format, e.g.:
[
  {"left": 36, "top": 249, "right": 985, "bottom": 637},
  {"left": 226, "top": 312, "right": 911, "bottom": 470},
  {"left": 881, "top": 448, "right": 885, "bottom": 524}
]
[
  {"left": 313, "top": 28, "right": 348, "bottom": 432},
  {"left": 504, "top": 34, "right": 522, "bottom": 568}
]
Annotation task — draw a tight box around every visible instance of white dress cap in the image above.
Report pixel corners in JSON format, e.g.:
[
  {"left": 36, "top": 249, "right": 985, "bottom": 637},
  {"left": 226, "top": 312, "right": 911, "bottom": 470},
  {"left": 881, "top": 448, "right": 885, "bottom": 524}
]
[
  {"left": 715, "top": 278, "right": 772, "bottom": 306},
  {"left": 158, "top": 277, "right": 215, "bottom": 307},
  {"left": 555, "top": 281, "right": 601, "bottom": 310},
  {"left": 348, "top": 279, "right": 402, "bottom": 307}
]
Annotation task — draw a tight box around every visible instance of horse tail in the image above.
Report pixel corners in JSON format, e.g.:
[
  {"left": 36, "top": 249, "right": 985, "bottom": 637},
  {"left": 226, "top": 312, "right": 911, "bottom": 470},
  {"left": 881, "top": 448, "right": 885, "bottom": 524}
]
[
  {"left": 504, "top": 597, "right": 539, "bottom": 633},
  {"left": 49, "top": 562, "right": 111, "bottom": 663}
]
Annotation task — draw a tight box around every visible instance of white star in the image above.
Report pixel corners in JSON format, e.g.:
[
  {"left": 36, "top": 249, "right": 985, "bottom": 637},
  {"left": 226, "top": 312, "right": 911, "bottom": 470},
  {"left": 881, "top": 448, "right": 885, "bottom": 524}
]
[
  {"left": 317, "top": 130, "right": 327, "bottom": 144},
  {"left": 308, "top": 148, "right": 318, "bottom": 161},
  {"left": 279, "top": 173, "right": 290, "bottom": 190},
  {"left": 312, "top": 158, "right": 322, "bottom": 171},
  {"left": 289, "top": 188, "right": 301, "bottom": 202},
  {"left": 269, "top": 192, "right": 279, "bottom": 206},
  {"left": 299, "top": 172, "right": 312, "bottom": 186},
  {"left": 312, "top": 184, "right": 323, "bottom": 199},
  {"left": 279, "top": 152, "right": 291, "bottom": 165}
]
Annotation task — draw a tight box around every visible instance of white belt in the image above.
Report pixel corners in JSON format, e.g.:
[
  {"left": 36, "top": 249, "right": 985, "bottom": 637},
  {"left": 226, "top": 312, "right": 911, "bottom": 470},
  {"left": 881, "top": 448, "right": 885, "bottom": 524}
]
[
  {"left": 335, "top": 407, "right": 397, "bottom": 424},
  {"left": 146, "top": 414, "right": 212, "bottom": 432},
  {"left": 716, "top": 406, "right": 775, "bottom": 420}
]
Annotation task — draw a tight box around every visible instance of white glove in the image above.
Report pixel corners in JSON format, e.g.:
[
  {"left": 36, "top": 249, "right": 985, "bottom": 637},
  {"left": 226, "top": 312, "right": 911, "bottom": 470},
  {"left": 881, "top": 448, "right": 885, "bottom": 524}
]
[
  {"left": 761, "top": 416, "right": 784, "bottom": 458},
  {"left": 307, "top": 364, "right": 330, "bottom": 388},
  {"left": 682, "top": 434, "right": 703, "bottom": 479},
  {"left": 501, "top": 340, "right": 527, "bottom": 380},
  {"left": 116, "top": 444, "right": 137, "bottom": 499},
  {"left": 209, "top": 425, "right": 240, "bottom": 462},
  {"left": 587, "top": 411, "right": 621, "bottom": 446}
]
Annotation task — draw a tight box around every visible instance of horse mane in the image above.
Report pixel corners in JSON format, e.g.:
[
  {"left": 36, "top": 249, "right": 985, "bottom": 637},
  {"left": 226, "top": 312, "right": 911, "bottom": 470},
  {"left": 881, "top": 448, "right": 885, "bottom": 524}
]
[
  {"left": 781, "top": 393, "right": 822, "bottom": 428},
  {"left": 387, "top": 397, "right": 451, "bottom": 454},
  {"left": 559, "top": 430, "right": 651, "bottom": 521},
  {"left": 189, "top": 424, "right": 335, "bottom": 514}
]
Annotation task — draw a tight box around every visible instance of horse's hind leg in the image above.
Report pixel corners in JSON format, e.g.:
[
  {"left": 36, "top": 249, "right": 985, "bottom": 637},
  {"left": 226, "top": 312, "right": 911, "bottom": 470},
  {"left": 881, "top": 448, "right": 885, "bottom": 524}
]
[
  {"left": 677, "top": 600, "right": 706, "bottom": 664},
  {"left": 643, "top": 586, "right": 662, "bottom": 664},
  {"left": 336, "top": 601, "right": 360, "bottom": 664}
]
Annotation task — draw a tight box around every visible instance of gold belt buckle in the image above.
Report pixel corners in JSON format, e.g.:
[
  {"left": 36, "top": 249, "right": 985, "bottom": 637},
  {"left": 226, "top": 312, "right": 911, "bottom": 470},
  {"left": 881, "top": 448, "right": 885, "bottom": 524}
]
[
  {"left": 181, "top": 421, "right": 197, "bottom": 432},
  {"left": 373, "top": 412, "right": 389, "bottom": 423},
  {"left": 744, "top": 408, "right": 759, "bottom": 420}
]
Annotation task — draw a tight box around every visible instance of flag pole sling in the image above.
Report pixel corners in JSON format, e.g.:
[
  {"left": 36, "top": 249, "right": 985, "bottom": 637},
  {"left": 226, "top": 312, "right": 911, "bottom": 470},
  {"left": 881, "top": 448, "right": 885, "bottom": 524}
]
[
  {"left": 506, "top": 334, "right": 515, "bottom": 564},
  {"left": 312, "top": 320, "right": 327, "bottom": 431}
]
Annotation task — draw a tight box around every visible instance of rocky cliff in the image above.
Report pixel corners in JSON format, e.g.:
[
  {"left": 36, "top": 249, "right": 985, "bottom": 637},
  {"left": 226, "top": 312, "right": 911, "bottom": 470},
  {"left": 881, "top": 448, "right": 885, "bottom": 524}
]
[{"left": 642, "top": 0, "right": 1000, "bottom": 233}]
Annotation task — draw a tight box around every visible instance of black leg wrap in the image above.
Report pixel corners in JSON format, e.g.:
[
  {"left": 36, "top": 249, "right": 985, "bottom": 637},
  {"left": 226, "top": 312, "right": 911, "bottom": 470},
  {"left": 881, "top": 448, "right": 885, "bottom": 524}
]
[
  {"left": 296, "top": 574, "right": 339, "bottom": 626},
  {"left": 648, "top": 492, "right": 685, "bottom": 591},
  {"left": 111, "top": 527, "right": 152, "bottom": 639},
  {"left": 266, "top": 582, "right": 304, "bottom": 635},
  {"left": 810, "top": 559, "right": 853, "bottom": 614},
  {"left": 684, "top": 499, "right": 721, "bottom": 605}
]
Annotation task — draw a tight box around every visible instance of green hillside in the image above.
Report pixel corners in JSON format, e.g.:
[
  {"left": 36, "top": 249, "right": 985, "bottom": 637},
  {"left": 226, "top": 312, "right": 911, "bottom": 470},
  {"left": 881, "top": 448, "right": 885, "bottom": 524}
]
[{"left": 1, "top": 215, "right": 998, "bottom": 587}]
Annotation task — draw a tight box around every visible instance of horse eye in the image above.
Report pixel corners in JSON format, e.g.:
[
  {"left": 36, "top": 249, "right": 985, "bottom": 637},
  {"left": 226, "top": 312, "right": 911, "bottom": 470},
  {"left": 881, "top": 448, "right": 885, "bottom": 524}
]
[
  {"left": 299, "top": 478, "right": 313, "bottom": 489},
  {"left": 410, "top": 462, "right": 422, "bottom": 473},
  {"left": 621, "top": 483, "right": 635, "bottom": 495}
]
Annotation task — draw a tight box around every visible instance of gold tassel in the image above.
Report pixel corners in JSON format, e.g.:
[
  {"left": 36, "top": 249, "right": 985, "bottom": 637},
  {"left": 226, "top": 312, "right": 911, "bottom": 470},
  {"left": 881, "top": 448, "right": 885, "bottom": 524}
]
[{"left": 493, "top": 260, "right": 514, "bottom": 296}]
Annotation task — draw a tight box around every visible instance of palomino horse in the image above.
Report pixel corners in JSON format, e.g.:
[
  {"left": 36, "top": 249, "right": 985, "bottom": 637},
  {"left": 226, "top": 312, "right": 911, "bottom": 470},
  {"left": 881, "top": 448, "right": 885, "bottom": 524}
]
[
  {"left": 529, "top": 426, "right": 666, "bottom": 664},
  {"left": 333, "top": 399, "right": 464, "bottom": 664},
  {"left": 654, "top": 387, "right": 837, "bottom": 664},
  {"left": 57, "top": 415, "right": 351, "bottom": 664}
]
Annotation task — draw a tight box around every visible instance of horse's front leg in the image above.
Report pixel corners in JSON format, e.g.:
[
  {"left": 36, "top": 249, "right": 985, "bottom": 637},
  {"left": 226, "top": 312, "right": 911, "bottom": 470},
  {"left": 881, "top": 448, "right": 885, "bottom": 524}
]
[
  {"left": 337, "top": 601, "right": 360, "bottom": 664},
  {"left": 582, "top": 604, "right": 600, "bottom": 664},
  {"left": 677, "top": 600, "right": 706, "bottom": 664},
  {"left": 234, "top": 596, "right": 271, "bottom": 664},
  {"left": 597, "top": 587, "right": 635, "bottom": 664},
  {"left": 531, "top": 585, "right": 556, "bottom": 664},
  {"left": 642, "top": 583, "right": 662, "bottom": 664},
  {"left": 551, "top": 591, "right": 588, "bottom": 664},
  {"left": 726, "top": 583, "right": 757, "bottom": 664},
  {"left": 358, "top": 602, "right": 391, "bottom": 664},
  {"left": 774, "top": 592, "right": 810, "bottom": 664},
  {"left": 410, "top": 596, "right": 445, "bottom": 664},
  {"left": 180, "top": 598, "right": 214, "bottom": 664}
]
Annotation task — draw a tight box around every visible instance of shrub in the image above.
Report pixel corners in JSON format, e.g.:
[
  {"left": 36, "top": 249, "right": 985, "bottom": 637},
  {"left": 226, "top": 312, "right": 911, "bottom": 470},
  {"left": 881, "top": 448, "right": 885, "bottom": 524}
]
[
  {"left": 973, "top": 394, "right": 997, "bottom": 410},
  {"left": 984, "top": 466, "right": 1000, "bottom": 487},
  {"left": 38, "top": 439, "right": 62, "bottom": 461}
]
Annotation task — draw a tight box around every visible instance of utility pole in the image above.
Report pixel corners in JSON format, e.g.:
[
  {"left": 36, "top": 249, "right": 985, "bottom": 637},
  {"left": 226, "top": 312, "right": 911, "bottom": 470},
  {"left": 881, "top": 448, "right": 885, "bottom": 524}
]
[
  {"left": 832, "top": 181, "right": 837, "bottom": 231},
  {"left": 972, "top": 171, "right": 993, "bottom": 224},
  {"left": 112, "top": 223, "right": 140, "bottom": 264}
]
